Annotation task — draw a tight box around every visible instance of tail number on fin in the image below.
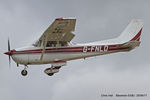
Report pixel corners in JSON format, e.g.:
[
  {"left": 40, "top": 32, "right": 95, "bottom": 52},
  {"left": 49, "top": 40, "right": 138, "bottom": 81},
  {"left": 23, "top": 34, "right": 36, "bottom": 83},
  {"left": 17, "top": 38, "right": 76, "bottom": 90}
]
[{"left": 83, "top": 45, "right": 108, "bottom": 53}]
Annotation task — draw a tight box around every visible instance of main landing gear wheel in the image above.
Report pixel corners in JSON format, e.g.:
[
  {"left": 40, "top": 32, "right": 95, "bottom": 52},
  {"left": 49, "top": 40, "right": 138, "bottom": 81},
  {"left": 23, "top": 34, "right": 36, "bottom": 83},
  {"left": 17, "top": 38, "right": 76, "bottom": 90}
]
[
  {"left": 48, "top": 73, "right": 54, "bottom": 76},
  {"left": 21, "top": 70, "right": 28, "bottom": 76},
  {"left": 55, "top": 66, "right": 61, "bottom": 69}
]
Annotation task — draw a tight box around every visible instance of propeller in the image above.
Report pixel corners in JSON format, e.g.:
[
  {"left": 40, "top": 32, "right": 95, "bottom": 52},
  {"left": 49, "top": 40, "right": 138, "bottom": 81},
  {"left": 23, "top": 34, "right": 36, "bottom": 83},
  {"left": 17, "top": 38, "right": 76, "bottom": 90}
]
[
  {"left": 4, "top": 38, "right": 12, "bottom": 68},
  {"left": 8, "top": 38, "right": 11, "bottom": 68}
]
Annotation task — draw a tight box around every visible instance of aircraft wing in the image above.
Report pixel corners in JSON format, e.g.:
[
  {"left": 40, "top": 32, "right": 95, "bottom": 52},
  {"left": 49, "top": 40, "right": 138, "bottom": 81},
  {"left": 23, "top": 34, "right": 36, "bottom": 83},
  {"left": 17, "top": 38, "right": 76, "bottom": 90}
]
[{"left": 35, "top": 18, "right": 76, "bottom": 47}]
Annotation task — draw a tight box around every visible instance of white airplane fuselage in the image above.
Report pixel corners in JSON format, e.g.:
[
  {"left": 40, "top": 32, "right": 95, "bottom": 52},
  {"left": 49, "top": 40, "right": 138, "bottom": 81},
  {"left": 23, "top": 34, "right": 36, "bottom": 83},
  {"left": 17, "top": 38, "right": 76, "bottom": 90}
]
[{"left": 8, "top": 43, "right": 129, "bottom": 65}]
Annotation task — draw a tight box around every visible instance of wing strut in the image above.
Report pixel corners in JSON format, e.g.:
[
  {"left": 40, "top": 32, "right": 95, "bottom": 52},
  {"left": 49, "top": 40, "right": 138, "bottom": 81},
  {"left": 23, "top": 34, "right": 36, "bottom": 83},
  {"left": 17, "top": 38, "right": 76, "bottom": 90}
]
[{"left": 40, "top": 35, "right": 47, "bottom": 61}]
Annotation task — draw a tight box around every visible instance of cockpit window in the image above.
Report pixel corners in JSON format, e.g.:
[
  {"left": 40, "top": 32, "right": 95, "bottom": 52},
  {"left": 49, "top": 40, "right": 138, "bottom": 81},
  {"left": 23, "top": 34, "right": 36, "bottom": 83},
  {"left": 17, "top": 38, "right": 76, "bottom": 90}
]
[
  {"left": 46, "top": 41, "right": 67, "bottom": 47},
  {"left": 32, "top": 40, "right": 42, "bottom": 47},
  {"left": 33, "top": 40, "right": 68, "bottom": 47},
  {"left": 59, "top": 41, "right": 67, "bottom": 46},
  {"left": 46, "top": 41, "right": 57, "bottom": 47}
]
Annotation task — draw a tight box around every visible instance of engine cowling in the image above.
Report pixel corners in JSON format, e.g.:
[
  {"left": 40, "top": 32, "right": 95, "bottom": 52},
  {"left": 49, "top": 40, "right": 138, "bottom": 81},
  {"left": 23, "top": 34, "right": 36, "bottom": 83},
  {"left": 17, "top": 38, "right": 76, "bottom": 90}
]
[{"left": 44, "top": 67, "right": 59, "bottom": 76}]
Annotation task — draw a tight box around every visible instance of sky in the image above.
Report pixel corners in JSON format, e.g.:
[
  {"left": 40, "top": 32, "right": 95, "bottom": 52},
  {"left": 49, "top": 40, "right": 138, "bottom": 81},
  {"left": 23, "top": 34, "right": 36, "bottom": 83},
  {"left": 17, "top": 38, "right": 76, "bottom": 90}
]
[{"left": 0, "top": 0, "right": 150, "bottom": 100}]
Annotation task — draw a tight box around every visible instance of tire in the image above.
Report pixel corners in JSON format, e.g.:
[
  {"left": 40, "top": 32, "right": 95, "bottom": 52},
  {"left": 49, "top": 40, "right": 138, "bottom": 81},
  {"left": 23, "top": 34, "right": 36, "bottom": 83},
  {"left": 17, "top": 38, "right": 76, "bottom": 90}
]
[
  {"left": 21, "top": 70, "right": 28, "bottom": 76},
  {"left": 55, "top": 66, "right": 61, "bottom": 69},
  {"left": 48, "top": 73, "right": 54, "bottom": 76}
]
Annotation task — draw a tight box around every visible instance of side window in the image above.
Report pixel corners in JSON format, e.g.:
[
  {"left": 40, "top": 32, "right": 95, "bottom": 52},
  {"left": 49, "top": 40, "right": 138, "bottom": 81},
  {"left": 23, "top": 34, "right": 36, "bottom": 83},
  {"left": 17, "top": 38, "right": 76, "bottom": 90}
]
[
  {"left": 46, "top": 41, "right": 57, "bottom": 47},
  {"left": 45, "top": 41, "right": 67, "bottom": 47},
  {"left": 46, "top": 41, "right": 51, "bottom": 47},
  {"left": 59, "top": 41, "right": 67, "bottom": 46}
]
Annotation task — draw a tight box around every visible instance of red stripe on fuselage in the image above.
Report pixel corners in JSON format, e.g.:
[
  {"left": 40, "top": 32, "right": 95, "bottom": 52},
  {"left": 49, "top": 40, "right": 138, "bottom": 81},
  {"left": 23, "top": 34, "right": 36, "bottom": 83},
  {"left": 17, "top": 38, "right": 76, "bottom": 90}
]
[{"left": 11, "top": 44, "right": 129, "bottom": 55}]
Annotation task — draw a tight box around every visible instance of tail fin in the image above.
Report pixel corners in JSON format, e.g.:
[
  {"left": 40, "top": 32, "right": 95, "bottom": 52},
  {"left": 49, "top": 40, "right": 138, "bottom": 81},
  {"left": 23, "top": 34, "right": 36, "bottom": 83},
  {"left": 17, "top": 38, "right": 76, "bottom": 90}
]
[
  {"left": 130, "top": 28, "right": 143, "bottom": 41},
  {"left": 118, "top": 19, "right": 144, "bottom": 43},
  {"left": 117, "top": 19, "right": 144, "bottom": 51}
]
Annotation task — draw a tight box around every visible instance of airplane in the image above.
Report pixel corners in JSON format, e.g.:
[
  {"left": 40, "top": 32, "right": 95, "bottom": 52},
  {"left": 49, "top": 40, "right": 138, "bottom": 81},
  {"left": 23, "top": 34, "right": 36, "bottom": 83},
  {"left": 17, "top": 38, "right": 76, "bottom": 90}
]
[{"left": 4, "top": 18, "right": 143, "bottom": 76}]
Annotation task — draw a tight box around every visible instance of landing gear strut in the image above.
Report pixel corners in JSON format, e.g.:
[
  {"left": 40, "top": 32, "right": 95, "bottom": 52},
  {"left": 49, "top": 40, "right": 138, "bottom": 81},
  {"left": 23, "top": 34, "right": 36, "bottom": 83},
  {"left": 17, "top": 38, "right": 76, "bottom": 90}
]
[{"left": 21, "top": 65, "right": 28, "bottom": 76}]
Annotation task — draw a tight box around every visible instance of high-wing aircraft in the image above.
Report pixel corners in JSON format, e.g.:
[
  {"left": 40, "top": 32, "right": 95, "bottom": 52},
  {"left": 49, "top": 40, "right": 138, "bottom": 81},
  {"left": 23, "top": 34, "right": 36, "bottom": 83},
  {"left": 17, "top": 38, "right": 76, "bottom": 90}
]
[{"left": 4, "top": 18, "right": 143, "bottom": 76}]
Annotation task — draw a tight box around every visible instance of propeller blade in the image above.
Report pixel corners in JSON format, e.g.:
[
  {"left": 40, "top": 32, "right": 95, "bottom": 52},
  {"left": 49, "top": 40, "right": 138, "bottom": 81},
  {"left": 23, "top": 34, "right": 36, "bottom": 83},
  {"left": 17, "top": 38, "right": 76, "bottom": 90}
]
[
  {"left": 8, "top": 38, "right": 10, "bottom": 51},
  {"left": 8, "top": 38, "right": 11, "bottom": 68},
  {"left": 9, "top": 55, "right": 11, "bottom": 68}
]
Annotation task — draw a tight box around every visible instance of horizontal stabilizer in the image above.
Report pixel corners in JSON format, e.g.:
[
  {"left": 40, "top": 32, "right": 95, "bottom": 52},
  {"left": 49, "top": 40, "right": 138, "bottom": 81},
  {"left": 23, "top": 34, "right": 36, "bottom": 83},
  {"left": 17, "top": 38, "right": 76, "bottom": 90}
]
[{"left": 117, "top": 41, "right": 141, "bottom": 51}]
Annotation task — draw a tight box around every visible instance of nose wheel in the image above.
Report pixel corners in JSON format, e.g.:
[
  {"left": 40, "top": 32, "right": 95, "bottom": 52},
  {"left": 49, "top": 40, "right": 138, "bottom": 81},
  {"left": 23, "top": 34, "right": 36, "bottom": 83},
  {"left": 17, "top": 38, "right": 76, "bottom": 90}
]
[
  {"left": 21, "top": 65, "right": 28, "bottom": 76},
  {"left": 21, "top": 70, "right": 28, "bottom": 76}
]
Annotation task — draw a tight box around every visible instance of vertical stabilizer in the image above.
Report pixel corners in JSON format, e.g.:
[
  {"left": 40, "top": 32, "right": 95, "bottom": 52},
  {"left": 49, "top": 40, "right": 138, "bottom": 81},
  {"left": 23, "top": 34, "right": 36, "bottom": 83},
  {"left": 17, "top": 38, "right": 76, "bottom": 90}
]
[{"left": 118, "top": 19, "right": 144, "bottom": 43}]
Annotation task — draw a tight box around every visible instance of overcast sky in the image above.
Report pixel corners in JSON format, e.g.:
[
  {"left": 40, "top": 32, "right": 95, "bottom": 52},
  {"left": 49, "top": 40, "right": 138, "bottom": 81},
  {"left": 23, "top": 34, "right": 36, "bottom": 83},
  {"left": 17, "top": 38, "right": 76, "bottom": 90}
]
[{"left": 0, "top": 0, "right": 150, "bottom": 100}]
